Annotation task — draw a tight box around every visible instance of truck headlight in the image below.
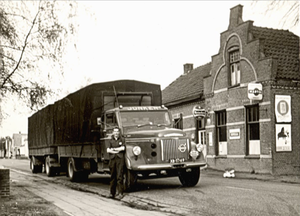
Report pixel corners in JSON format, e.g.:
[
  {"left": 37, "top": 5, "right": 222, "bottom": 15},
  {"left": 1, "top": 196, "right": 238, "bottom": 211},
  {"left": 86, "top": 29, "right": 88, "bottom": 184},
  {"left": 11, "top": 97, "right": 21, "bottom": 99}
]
[
  {"left": 133, "top": 146, "right": 141, "bottom": 156},
  {"left": 196, "top": 144, "right": 204, "bottom": 152},
  {"left": 189, "top": 150, "right": 199, "bottom": 160}
]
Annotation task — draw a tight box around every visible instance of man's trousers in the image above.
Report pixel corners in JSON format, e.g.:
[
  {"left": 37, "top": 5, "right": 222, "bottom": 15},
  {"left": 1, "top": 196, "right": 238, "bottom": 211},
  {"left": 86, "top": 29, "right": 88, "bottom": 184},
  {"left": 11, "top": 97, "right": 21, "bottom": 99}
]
[{"left": 109, "top": 156, "right": 125, "bottom": 196}]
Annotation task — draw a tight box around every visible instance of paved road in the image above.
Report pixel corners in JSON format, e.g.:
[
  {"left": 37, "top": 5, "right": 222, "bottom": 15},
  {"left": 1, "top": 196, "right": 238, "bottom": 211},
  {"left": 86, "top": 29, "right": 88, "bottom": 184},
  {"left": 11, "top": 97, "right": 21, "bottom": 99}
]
[{"left": 2, "top": 158, "right": 300, "bottom": 216}]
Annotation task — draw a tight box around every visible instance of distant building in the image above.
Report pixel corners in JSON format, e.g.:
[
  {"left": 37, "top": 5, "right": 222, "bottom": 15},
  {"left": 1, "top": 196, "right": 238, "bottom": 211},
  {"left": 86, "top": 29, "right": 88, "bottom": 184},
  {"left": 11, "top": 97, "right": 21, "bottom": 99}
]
[
  {"left": 12, "top": 132, "right": 28, "bottom": 158},
  {"left": 0, "top": 137, "right": 12, "bottom": 158},
  {"left": 162, "top": 5, "right": 300, "bottom": 175}
]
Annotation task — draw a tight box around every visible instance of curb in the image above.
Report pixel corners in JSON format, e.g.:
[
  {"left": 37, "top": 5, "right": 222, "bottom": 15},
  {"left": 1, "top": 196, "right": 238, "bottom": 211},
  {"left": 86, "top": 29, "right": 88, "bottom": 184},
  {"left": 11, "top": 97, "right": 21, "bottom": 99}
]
[{"left": 202, "top": 168, "right": 300, "bottom": 184}]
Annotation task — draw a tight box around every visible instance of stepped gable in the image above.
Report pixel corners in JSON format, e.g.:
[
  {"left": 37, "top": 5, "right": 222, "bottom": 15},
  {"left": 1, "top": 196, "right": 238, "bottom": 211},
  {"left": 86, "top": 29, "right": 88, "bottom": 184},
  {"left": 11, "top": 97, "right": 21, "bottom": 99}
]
[
  {"left": 251, "top": 26, "right": 300, "bottom": 80},
  {"left": 162, "top": 62, "right": 211, "bottom": 105}
]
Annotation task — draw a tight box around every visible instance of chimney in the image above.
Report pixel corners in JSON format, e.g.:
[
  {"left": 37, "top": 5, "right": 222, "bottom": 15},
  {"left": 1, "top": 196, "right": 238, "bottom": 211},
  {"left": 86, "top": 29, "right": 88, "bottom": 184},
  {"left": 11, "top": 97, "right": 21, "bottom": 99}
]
[
  {"left": 228, "top": 5, "right": 243, "bottom": 30},
  {"left": 183, "top": 63, "right": 193, "bottom": 74}
]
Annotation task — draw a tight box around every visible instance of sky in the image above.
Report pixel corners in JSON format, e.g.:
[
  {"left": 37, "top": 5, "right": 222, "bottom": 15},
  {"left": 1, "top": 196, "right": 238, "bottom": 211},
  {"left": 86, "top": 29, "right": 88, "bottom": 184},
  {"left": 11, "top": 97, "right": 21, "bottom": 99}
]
[{"left": 0, "top": 1, "right": 299, "bottom": 137}]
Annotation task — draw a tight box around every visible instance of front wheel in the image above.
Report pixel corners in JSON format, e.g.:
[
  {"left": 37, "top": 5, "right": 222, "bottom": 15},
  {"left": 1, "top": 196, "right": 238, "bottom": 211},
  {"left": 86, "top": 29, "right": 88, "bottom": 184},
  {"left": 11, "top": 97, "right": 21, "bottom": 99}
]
[
  {"left": 124, "top": 168, "right": 137, "bottom": 192},
  {"left": 178, "top": 167, "right": 200, "bottom": 187}
]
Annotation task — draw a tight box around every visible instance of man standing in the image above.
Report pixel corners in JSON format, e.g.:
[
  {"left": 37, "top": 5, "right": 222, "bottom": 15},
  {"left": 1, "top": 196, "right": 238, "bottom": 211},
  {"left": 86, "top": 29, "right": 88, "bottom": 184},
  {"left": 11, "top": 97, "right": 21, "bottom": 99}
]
[{"left": 107, "top": 127, "right": 125, "bottom": 199}]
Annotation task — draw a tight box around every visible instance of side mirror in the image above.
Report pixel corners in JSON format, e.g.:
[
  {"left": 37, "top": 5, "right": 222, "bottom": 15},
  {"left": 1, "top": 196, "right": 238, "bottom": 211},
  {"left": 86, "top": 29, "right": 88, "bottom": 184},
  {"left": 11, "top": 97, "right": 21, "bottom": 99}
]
[{"left": 97, "top": 117, "right": 102, "bottom": 125}]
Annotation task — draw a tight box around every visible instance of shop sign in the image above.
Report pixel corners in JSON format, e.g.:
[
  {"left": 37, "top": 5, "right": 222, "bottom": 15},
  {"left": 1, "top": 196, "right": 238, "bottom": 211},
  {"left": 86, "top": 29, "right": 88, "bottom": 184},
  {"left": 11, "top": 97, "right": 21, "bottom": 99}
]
[
  {"left": 229, "top": 129, "right": 240, "bottom": 139},
  {"left": 208, "top": 132, "right": 213, "bottom": 146},
  {"left": 248, "top": 83, "right": 263, "bottom": 100},
  {"left": 275, "top": 95, "right": 291, "bottom": 122},
  {"left": 276, "top": 124, "right": 292, "bottom": 152},
  {"left": 192, "top": 105, "right": 206, "bottom": 118}
]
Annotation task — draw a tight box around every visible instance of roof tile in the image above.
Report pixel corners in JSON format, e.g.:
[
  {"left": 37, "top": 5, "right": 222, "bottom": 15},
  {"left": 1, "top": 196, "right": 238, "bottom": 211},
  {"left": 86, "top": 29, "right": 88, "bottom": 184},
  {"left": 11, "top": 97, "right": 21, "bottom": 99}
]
[
  {"left": 251, "top": 26, "right": 300, "bottom": 80},
  {"left": 162, "top": 63, "right": 211, "bottom": 105}
]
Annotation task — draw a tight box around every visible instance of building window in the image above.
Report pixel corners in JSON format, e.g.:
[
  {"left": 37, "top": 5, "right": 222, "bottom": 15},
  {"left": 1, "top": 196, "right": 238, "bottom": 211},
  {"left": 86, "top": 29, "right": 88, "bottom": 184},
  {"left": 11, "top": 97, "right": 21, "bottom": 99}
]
[
  {"left": 229, "top": 50, "right": 240, "bottom": 86},
  {"left": 174, "top": 113, "right": 183, "bottom": 129},
  {"left": 197, "top": 118, "right": 206, "bottom": 145},
  {"left": 216, "top": 110, "right": 227, "bottom": 155},
  {"left": 246, "top": 105, "right": 260, "bottom": 155}
]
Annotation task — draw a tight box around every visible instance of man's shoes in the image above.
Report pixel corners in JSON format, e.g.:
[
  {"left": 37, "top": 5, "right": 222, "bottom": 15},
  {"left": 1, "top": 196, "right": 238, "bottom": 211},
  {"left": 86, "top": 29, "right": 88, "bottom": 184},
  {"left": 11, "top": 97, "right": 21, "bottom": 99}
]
[
  {"left": 108, "top": 193, "right": 115, "bottom": 199},
  {"left": 115, "top": 194, "right": 124, "bottom": 200}
]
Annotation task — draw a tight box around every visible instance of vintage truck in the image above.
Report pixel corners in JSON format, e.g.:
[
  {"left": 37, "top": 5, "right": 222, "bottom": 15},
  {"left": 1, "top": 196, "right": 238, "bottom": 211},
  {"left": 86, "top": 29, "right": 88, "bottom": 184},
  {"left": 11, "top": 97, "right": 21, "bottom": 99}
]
[{"left": 28, "top": 80, "right": 206, "bottom": 190}]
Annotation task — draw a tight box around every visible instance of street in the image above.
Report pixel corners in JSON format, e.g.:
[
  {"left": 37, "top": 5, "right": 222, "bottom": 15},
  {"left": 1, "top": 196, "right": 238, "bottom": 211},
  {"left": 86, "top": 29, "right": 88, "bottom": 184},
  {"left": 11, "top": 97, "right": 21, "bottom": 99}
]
[{"left": 1, "top": 159, "right": 300, "bottom": 216}]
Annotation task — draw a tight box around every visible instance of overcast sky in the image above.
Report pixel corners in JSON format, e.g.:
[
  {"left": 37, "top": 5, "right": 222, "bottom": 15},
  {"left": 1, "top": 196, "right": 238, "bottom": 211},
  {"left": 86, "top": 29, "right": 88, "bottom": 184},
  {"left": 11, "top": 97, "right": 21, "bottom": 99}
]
[{"left": 1, "top": 1, "right": 299, "bottom": 137}]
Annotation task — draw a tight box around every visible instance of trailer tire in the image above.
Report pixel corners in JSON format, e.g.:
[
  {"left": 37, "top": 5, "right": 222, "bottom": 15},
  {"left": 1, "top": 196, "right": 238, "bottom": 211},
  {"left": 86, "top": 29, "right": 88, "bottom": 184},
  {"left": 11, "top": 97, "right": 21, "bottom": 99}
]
[
  {"left": 45, "top": 156, "right": 56, "bottom": 177},
  {"left": 67, "top": 158, "right": 79, "bottom": 182},
  {"left": 178, "top": 167, "right": 200, "bottom": 187},
  {"left": 124, "top": 169, "right": 137, "bottom": 192},
  {"left": 30, "top": 157, "right": 42, "bottom": 173}
]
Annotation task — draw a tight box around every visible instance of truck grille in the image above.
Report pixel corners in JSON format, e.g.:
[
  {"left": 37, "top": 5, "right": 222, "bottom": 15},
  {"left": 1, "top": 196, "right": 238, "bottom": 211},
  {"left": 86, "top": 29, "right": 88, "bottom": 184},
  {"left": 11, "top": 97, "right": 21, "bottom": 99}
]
[{"left": 161, "top": 139, "right": 190, "bottom": 162}]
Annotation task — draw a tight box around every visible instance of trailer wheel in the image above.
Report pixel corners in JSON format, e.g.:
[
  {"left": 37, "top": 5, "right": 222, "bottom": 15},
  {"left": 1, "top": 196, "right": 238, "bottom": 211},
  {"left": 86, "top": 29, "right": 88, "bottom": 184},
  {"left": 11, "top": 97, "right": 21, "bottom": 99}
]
[
  {"left": 178, "top": 167, "right": 200, "bottom": 187},
  {"left": 124, "top": 169, "right": 137, "bottom": 192},
  {"left": 67, "top": 158, "right": 79, "bottom": 182},
  {"left": 45, "top": 156, "right": 56, "bottom": 177},
  {"left": 30, "top": 157, "right": 42, "bottom": 173}
]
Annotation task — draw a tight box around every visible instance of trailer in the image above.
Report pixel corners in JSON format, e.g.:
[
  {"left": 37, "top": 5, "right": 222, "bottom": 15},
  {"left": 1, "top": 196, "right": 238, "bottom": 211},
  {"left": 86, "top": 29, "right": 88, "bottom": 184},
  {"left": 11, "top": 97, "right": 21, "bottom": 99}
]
[{"left": 28, "top": 80, "right": 206, "bottom": 190}]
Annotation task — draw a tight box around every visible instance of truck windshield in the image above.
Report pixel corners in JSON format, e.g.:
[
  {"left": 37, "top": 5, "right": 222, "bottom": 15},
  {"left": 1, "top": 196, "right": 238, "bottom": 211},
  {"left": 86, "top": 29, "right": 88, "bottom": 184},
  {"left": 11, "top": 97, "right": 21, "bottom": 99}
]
[{"left": 120, "top": 111, "right": 172, "bottom": 127}]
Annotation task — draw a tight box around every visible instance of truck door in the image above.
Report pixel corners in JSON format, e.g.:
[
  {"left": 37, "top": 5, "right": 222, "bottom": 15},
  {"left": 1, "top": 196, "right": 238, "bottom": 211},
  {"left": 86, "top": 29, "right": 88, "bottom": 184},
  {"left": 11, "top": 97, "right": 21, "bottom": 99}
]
[{"left": 100, "top": 112, "right": 118, "bottom": 161}]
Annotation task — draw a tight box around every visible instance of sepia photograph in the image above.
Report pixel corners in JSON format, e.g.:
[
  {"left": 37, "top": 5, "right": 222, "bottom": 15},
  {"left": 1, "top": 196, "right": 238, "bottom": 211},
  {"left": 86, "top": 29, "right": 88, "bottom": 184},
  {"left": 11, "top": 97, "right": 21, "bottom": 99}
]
[{"left": 1, "top": 1, "right": 299, "bottom": 215}]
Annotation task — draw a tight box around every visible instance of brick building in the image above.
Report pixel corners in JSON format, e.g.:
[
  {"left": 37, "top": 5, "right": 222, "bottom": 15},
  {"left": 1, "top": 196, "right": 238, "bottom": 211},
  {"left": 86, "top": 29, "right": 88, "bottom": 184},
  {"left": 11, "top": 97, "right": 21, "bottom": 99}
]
[
  {"left": 162, "top": 5, "right": 300, "bottom": 175},
  {"left": 12, "top": 132, "right": 28, "bottom": 158},
  {"left": 162, "top": 63, "right": 210, "bottom": 145}
]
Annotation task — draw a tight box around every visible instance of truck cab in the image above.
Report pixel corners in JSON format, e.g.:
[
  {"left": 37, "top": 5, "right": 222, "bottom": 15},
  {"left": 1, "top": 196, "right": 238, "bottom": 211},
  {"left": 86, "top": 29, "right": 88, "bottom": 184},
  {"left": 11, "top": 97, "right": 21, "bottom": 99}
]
[{"left": 100, "top": 105, "right": 207, "bottom": 190}]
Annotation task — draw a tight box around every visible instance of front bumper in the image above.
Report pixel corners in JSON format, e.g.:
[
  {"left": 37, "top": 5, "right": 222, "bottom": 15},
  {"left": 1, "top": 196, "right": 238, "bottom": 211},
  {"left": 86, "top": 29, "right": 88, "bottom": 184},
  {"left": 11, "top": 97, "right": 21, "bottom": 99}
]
[{"left": 131, "top": 161, "right": 207, "bottom": 171}]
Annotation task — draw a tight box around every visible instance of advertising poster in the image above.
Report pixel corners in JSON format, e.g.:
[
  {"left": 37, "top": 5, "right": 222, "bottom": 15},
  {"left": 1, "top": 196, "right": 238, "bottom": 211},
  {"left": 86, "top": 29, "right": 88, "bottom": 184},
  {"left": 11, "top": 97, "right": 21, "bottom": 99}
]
[
  {"left": 275, "top": 124, "right": 292, "bottom": 152},
  {"left": 275, "top": 95, "right": 291, "bottom": 122}
]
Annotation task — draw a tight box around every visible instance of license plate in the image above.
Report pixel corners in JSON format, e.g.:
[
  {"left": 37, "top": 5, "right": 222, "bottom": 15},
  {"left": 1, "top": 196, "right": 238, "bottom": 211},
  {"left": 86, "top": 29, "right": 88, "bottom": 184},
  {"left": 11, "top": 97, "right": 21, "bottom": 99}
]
[{"left": 170, "top": 158, "right": 185, "bottom": 163}]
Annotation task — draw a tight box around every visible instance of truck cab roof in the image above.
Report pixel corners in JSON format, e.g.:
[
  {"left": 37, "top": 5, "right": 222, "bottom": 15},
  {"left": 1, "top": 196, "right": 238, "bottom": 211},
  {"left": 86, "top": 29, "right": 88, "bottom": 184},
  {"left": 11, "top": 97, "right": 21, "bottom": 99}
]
[{"left": 106, "top": 105, "right": 168, "bottom": 113}]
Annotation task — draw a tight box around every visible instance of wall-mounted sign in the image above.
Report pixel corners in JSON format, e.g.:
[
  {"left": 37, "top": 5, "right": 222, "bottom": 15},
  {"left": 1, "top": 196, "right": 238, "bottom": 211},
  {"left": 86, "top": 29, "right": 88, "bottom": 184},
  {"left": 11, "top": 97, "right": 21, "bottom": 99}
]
[
  {"left": 208, "top": 132, "right": 213, "bottom": 146},
  {"left": 229, "top": 128, "right": 240, "bottom": 139},
  {"left": 192, "top": 105, "right": 206, "bottom": 118},
  {"left": 275, "top": 95, "right": 291, "bottom": 122},
  {"left": 275, "top": 124, "right": 292, "bottom": 151},
  {"left": 248, "top": 83, "right": 263, "bottom": 100}
]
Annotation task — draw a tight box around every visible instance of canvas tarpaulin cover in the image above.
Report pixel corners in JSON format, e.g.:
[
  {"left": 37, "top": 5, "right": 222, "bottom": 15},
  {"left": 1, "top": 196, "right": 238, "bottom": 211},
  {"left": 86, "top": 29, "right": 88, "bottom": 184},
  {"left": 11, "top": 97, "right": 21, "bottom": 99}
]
[{"left": 28, "top": 80, "right": 161, "bottom": 148}]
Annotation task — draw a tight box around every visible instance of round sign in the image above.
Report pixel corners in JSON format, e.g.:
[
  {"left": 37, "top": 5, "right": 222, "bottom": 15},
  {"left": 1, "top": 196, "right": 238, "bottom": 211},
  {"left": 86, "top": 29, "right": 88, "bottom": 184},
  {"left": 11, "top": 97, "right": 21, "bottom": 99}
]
[{"left": 277, "top": 100, "right": 289, "bottom": 115}]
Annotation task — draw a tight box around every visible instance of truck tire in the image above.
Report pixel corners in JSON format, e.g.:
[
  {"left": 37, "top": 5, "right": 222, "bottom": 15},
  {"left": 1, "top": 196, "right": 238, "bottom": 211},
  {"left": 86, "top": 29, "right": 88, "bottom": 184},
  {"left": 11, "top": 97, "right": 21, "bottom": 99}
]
[
  {"left": 178, "top": 167, "right": 200, "bottom": 187},
  {"left": 30, "top": 157, "right": 42, "bottom": 173},
  {"left": 45, "top": 156, "right": 56, "bottom": 177},
  {"left": 67, "top": 158, "right": 79, "bottom": 182},
  {"left": 124, "top": 169, "right": 137, "bottom": 192}
]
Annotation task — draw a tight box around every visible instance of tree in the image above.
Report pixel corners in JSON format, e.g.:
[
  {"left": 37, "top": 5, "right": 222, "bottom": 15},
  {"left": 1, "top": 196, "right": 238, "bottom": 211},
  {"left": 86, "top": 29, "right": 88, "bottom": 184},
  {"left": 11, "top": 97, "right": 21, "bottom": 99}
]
[
  {"left": 253, "top": 0, "right": 299, "bottom": 30},
  {"left": 0, "top": 0, "right": 79, "bottom": 115}
]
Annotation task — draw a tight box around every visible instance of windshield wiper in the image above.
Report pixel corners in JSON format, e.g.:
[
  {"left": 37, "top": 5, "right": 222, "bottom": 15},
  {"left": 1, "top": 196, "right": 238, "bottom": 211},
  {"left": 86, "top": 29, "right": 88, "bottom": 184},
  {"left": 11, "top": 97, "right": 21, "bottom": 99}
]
[{"left": 137, "top": 122, "right": 153, "bottom": 128}]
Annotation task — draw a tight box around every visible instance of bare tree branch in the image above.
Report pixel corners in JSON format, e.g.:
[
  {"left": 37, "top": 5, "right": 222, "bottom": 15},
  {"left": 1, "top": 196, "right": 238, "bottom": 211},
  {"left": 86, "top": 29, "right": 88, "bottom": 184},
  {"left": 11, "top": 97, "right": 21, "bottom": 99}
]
[{"left": 1, "top": 4, "right": 40, "bottom": 89}]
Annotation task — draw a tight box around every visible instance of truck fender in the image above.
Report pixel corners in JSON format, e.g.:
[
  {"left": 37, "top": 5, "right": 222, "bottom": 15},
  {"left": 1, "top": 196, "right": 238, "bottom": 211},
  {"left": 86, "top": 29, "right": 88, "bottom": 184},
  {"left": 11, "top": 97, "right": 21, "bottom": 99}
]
[{"left": 45, "top": 156, "right": 60, "bottom": 168}]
